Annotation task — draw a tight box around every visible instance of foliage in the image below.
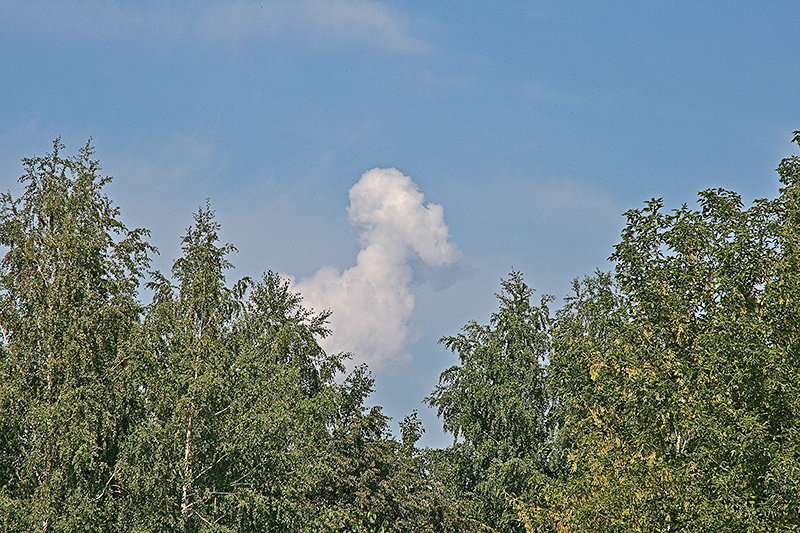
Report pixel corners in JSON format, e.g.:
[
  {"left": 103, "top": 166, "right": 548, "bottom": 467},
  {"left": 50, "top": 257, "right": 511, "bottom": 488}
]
[
  {"left": 0, "top": 141, "right": 458, "bottom": 532},
  {"left": 0, "top": 139, "right": 153, "bottom": 530},
  {"left": 118, "top": 207, "right": 458, "bottom": 532},
  {"left": 427, "top": 271, "right": 552, "bottom": 531},
  {"left": 428, "top": 132, "right": 800, "bottom": 531},
  {"left": 4, "top": 133, "right": 800, "bottom": 531},
  {"left": 540, "top": 132, "right": 800, "bottom": 530}
]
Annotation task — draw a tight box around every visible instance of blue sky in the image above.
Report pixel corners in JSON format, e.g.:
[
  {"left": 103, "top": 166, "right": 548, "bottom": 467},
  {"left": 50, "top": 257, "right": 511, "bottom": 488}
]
[{"left": 2, "top": 1, "right": 799, "bottom": 447}]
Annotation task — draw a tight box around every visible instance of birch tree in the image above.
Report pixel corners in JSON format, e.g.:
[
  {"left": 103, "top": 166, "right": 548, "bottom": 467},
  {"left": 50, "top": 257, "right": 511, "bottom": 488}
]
[
  {"left": 120, "top": 212, "right": 459, "bottom": 531},
  {"left": 427, "top": 271, "right": 552, "bottom": 532},
  {"left": 0, "top": 139, "right": 153, "bottom": 531},
  {"left": 119, "top": 203, "right": 245, "bottom": 531}
]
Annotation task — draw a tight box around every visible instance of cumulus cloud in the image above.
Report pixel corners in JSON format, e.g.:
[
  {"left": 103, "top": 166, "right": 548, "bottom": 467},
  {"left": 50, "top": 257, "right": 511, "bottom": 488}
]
[{"left": 292, "top": 168, "right": 460, "bottom": 370}]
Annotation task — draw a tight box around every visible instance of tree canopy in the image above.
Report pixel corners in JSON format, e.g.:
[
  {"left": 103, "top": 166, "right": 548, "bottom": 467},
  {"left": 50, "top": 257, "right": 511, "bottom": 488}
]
[
  {"left": 2, "top": 133, "right": 800, "bottom": 531},
  {"left": 426, "top": 271, "right": 552, "bottom": 531},
  {"left": 0, "top": 141, "right": 458, "bottom": 532},
  {"left": 429, "top": 131, "right": 800, "bottom": 531},
  {"left": 538, "top": 132, "right": 800, "bottom": 531}
]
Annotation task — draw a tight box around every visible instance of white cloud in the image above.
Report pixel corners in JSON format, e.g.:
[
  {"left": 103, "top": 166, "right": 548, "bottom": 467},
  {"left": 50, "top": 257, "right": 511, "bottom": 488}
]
[
  {"left": 292, "top": 168, "right": 460, "bottom": 370},
  {"left": 6, "top": 0, "right": 428, "bottom": 53}
]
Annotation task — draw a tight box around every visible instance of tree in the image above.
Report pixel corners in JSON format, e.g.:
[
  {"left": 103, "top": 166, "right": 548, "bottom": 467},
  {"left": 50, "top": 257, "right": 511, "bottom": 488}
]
[
  {"left": 0, "top": 139, "right": 153, "bottom": 531},
  {"left": 119, "top": 206, "right": 457, "bottom": 532},
  {"left": 117, "top": 203, "right": 250, "bottom": 531},
  {"left": 427, "top": 271, "right": 552, "bottom": 531},
  {"left": 542, "top": 132, "right": 800, "bottom": 530}
]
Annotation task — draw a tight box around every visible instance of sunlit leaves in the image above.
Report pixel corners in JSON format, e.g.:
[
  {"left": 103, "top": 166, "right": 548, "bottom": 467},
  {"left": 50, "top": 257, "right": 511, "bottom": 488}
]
[{"left": 542, "top": 133, "right": 800, "bottom": 530}]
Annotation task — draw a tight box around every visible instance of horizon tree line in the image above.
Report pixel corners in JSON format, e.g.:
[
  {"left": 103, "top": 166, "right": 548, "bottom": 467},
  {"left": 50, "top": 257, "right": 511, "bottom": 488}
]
[{"left": 1, "top": 134, "right": 799, "bottom": 531}]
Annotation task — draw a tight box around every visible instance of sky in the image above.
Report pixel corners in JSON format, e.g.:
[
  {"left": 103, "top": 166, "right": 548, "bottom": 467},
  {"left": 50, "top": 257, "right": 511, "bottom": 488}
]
[{"left": 2, "top": 1, "right": 799, "bottom": 447}]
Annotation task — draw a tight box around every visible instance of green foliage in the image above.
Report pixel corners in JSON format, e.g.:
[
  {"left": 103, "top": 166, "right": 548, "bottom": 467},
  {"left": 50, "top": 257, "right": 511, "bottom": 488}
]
[
  {"left": 540, "top": 133, "right": 800, "bottom": 530},
  {"left": 120, "top": 208, "right": 456, "bottom": 531},
  {"left": 427, "top": 271, "right": 552, "bottom": 531},
  {"left": 5, "top": 133, "right": 800, "bottom": 531},
  {"left": 0, "top": 139, "right": 153, "bottom": 530},
  {"left": 117, "top": 203, "right": 247, "bottom": 531},
  {"left": 428, "top": 132, "right": 800, "bottom": 531},
  {"left": 0, "top": 141, "right": 458, "bottom": 532}
]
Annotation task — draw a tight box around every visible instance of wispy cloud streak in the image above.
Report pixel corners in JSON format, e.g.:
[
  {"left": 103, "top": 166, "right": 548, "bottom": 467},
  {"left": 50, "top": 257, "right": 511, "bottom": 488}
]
[{"left": 6, "top": 0, "right": 428, "bottom": 53}]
